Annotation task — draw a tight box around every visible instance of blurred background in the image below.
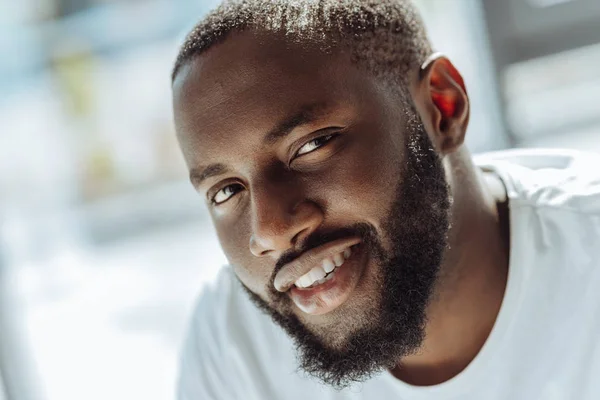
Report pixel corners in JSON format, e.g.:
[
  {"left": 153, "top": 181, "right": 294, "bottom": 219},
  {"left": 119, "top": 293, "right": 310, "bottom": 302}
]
[{"left": 0, "top": 0, "right": 599, "bottom": 398}]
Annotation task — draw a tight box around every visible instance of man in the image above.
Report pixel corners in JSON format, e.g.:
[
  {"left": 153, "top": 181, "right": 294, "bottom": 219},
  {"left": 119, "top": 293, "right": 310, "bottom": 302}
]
[{"left": 171, "top": 1, "right": 600, "bottom": 399}]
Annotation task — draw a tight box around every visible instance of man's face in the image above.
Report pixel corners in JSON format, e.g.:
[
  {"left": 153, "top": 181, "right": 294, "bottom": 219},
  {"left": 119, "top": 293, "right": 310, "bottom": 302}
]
[{"left": 173, "top": 31, "right": 451, "bottom": 387}]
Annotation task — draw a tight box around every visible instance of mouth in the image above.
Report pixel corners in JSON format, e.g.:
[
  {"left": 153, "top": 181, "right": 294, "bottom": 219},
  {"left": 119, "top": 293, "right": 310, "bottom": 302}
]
[{"left": 274, "top": 238, "right": 367, "bottom": 316}]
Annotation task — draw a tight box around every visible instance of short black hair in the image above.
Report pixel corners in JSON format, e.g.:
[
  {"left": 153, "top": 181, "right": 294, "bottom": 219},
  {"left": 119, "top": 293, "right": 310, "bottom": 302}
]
[{"left": 172, "top": 0, "right": 433, "bottom": 86}]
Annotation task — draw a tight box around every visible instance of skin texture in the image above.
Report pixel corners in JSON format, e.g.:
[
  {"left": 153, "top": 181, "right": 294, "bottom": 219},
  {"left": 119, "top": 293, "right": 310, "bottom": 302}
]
[{"left": 172, "top": 30, "right": 510, "bottom": 387}]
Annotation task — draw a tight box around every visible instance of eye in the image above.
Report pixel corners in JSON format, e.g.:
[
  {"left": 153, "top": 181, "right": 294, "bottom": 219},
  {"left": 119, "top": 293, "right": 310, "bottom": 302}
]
[
  {"left": 211, "top": 183, "right": 244, "bottom": 205},
  {"left": 295, "top": 134, "right": 337, "bottom": 157}
]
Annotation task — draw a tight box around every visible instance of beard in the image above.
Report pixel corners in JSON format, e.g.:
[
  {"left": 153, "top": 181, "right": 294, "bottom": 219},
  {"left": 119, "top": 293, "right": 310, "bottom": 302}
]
[{"left": 240, "top": 104, "right": 451, "bottom": 389}]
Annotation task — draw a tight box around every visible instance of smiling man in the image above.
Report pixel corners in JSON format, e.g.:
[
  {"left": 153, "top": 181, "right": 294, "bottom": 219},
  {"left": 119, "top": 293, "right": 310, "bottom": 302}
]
[{"left": 171, "top": 1, "right": 600, "bottom": 399}]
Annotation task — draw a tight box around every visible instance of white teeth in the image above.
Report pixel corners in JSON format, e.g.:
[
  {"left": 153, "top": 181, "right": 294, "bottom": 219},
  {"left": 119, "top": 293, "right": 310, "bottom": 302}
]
[
  {"left": 296, "top": 274, "right": 314, "bottom": 288},
  {"left": 322, "top": 258, "right": 336, "bottom": 273},
  {"left": 343, "top": 248, "right": 352, "bottom": 259},
  {"left": 294, "top": 265, "right": 326, "bottom": 288},
  {"left": 310, "top": 265, "right": 327, "bottom": 282},
  {"left": 295, "top": 265, "right": 326, "bottom": 289},
  {"left": 315, "top": 272, "right": 335, "bottom": 286},
  {"left": 333, "top": 253, "right": 344, "bottom": 267},
  {"left": 294, "top": 247, "right": 354, "bottom": 289}
]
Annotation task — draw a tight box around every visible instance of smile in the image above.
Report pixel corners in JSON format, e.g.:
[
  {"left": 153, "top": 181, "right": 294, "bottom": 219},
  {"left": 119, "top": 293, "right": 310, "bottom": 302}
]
[
  {"left": 274, "top": 237, "right": 362, "bottom": 293},
  {"left": 273, "top": 237, "right": 367, "bottom": 315},
  {"left": 294, "top": 247, "right": 353, "bottom": 289}
]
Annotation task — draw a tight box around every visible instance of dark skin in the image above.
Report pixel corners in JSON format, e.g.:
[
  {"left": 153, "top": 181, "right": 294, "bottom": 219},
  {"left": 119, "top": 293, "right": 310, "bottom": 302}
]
[{"left": 172, "top": 30, "right": 510, "bottom": 386}]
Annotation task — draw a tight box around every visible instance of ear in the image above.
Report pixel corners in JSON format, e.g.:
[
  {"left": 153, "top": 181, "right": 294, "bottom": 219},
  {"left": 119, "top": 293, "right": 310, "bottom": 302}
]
[{"left": 416, "top": 54, "right": 469, "bottom": 155}]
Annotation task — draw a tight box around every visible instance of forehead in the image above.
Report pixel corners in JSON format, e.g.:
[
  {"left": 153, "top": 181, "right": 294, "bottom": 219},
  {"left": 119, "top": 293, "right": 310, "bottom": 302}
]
[{"left": 172, "top": 31, "right": 384, "bottom": 168}]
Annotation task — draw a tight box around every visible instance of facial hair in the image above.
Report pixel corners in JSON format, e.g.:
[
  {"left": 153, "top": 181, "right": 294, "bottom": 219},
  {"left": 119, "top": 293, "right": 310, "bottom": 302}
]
[{"left": 240, "top": 104, "right": 451, "bottom": 389}]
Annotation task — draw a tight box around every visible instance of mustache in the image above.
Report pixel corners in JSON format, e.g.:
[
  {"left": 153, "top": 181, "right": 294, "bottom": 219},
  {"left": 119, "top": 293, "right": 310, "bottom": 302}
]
[{"left": 270, "top": 222, "right": 381, "bottom": 285}]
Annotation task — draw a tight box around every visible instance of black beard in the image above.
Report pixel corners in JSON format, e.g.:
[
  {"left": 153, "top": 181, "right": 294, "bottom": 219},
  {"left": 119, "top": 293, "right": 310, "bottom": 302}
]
[{"left": 240, "top": 107, "right": 451, "bottom": 389}]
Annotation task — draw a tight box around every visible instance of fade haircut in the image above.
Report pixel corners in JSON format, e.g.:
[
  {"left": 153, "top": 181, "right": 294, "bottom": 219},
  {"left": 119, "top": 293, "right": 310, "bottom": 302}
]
[{"left": 172, "top": 0, "right": 433, "bottom": 90}]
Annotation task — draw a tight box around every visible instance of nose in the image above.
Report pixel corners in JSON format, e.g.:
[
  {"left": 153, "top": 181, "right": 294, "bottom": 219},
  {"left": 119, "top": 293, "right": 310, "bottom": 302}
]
[{"left": 249, "top": 180, "right": 323, "bottom": 258}]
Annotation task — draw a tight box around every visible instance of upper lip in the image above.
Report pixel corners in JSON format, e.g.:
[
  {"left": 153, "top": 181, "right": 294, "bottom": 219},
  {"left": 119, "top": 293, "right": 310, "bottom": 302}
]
[{"left": 273, "top": 237, "right": 362, "bottom": 292}]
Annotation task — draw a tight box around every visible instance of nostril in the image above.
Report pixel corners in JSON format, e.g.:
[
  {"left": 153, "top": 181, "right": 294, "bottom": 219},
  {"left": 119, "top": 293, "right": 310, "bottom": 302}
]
[
  {"left": 260, "top": 249, "right": 272, "bottom": 256},
  {"left": 249, "top": 236, "right": 274, "bottom": 257},
  {"left": 291, "top": 228, "right": 308, "bottom": 246}
]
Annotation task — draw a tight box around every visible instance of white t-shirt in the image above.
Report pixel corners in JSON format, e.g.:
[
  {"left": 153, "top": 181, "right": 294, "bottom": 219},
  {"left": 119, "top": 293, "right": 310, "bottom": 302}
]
[{"left": 178, "top": 149, "right": 600, "bottom": 400}]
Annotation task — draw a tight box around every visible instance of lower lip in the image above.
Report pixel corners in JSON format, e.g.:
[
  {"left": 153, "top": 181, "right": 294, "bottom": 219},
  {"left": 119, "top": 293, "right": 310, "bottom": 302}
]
[{"left": 288, "top": 244, "right": 366, "bottom": 316}]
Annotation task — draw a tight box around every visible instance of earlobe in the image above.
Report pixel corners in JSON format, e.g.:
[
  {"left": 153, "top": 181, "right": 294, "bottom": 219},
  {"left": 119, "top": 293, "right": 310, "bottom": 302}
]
[{"left": 419, "top": 56, "right": 470, "bottom": 155}]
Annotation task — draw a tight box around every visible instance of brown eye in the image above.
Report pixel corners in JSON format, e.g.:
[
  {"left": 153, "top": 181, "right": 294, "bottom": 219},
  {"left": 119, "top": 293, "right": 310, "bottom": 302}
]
[
  {"left": 295, "top": 134, "right": 337, "bottom": 157},
  {"left": 212, "top": 184, "right": 243, "bottom": 205}
]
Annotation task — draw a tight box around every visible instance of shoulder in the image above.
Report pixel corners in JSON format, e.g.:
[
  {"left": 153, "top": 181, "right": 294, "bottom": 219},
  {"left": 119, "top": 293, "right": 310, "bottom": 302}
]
[
  {"left": 177, "top": 268, "right": 238, "bottom": 399},
  {"left": 185, "top": 267, "right": 276, "bottom": 357},
  {"left": 178, "top": 267, "right": 298, "bottom": 399},
  {"left": 189, "top": 267, "right": 237, "bottom": 336},
  {"left": 182, "top": 267, "right": 236, "bottom": 354},
  {"left": 475, "top": 148, "right": 600, "bottom": 214}
]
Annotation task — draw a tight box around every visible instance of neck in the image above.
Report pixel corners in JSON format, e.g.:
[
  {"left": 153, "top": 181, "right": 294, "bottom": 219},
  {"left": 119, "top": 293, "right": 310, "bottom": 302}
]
[{"left": 391, "top": 150, "right": 510, "bottom": 386}]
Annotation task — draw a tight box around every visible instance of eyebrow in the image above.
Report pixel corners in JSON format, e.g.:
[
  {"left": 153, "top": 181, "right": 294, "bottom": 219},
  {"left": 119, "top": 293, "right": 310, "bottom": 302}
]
[
  {"left": 263, "top": 102, "right": 331, "bottom": 145},
  {"left": 190, "top": 163, "right": 230, "bottom": 188},
  {"left": 190, "top": 102, "right": 332, "bottom": 188}
]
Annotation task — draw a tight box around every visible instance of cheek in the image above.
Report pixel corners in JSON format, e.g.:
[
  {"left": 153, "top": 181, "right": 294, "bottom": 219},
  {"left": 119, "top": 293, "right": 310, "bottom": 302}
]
[
  {"left": 214, "top": 218, "right": 270, "bottom": 295},
  {"left": 232, "top": 263, "right": 268, "bottom": 297},
  {"left": 319, "top": 131, "right": 402, "bottom": 221}
]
